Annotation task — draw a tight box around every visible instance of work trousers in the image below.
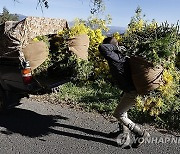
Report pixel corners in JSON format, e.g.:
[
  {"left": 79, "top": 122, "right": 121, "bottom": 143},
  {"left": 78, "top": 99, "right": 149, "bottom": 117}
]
[{"left": 113, "top": 91, "right": 137, "bottom": 131}]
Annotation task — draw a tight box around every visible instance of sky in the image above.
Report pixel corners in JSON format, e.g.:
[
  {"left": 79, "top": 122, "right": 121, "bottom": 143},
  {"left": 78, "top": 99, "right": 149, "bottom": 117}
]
[{"left": 0, "top": 0, "right": 180, "bottom": 27}]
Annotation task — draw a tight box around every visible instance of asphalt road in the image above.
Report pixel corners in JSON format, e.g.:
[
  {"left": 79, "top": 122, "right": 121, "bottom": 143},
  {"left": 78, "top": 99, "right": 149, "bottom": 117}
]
[{"left": 0, "top": 98, "right": 179, "bottom": 154}]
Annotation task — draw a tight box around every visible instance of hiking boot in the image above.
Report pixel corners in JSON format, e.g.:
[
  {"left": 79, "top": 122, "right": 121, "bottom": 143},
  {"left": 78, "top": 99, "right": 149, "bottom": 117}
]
[
  {"left": 117, "top": 131, "right": 131, "bottom": 149},
  {"left": 115, "top": 124, "right": 131, "bottom": 148},
  {"left": 131, "top": 125, "right": 150, "bottom": 148}
]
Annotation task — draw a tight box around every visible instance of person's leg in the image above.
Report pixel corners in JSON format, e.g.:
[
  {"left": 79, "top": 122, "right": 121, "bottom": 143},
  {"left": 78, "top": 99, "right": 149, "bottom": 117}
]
[
  {"left": 107, "top": 92, "right": 135, "bottom": 139},
  {"left": 113, "top": 91, "right": 150, "bottom": 148},
  {"left": 112, "top": 91, "right": 136, "bottom": 147},
  {"left": 113, "top": 91, "right": 137, "bottom": 130}
]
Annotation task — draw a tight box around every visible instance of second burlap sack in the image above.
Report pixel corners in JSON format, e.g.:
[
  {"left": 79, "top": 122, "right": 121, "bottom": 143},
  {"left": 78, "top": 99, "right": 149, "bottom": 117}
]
[
  {"left": 129, "top": 56, "right": 164, "bottom": 95},
  {"left": 68, "top": 34, "right": 89, "bottom": 60}
]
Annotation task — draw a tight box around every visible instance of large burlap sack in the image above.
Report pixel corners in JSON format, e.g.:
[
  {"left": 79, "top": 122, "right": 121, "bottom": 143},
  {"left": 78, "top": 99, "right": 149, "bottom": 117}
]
[
  {"left": 22, "top": 40, "right": 49, "bottom": 70},
  {"left": 129, "top": 56, "right": 164, "bottom": 95},
  {"left": 68, "top": 34, "right": 89, "bottom": 60}
]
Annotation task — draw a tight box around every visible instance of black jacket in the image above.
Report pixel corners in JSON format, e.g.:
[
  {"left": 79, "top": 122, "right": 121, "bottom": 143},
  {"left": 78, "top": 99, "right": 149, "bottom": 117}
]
[{"left": 98, "top": 44, "right": 135, "bottom": 92}]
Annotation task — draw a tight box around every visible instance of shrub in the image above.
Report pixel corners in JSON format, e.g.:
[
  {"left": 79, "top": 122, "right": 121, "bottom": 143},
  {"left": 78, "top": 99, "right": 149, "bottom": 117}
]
[
  {"left": 118, "top": 7, "right": 180, "bottom": 117},
  {"left": 48, "top": 17, "right": 112, "bottom": 82},
  {"left": 122, "top": 7, "right": 180, "bottom": 67}
]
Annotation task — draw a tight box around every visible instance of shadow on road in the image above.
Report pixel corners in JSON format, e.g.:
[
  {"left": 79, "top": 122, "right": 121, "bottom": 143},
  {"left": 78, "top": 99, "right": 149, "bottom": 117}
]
[
  {"left": 0, "top": 108, "right": 120, "bottom": 147},
  {"left": 0, "top": 108, "right": 68, "bottom": 137}
]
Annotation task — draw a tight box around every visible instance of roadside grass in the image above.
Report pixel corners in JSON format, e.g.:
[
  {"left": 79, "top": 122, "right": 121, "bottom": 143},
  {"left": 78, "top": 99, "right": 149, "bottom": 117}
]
[
  {"left": 57, "top": 81, "right": 180, "bottom": 132},
  {"left": 57, "top": 80, "right": 122, "bottom": 114}
]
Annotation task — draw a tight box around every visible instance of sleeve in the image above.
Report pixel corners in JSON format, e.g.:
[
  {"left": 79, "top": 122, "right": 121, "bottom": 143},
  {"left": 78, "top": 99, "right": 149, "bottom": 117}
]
[{"left": 98, "top": 44, "right": 123, "bottom": 62}]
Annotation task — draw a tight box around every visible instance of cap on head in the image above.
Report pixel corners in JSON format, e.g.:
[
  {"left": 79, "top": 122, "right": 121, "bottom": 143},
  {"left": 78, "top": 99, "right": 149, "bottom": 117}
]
[{"left": 103, "top": 37, "right": 118, "bottom": 46}]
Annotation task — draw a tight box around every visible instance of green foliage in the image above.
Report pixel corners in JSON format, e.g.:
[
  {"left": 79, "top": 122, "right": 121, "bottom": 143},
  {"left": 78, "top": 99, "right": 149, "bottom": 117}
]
[
  {"left": 0, "top": 7, "right": 18, "bottom": 24},
  {"left": 58, "top": 80, "right": 122, "bottom": 114},
  {"left": 121, "top": 7, "right": 180, "bottom": 67},
  {"left": 72, "top": 58, "right": 94, "bottom": 82},
  {"left": 176, "top": 52, "right": 180, "bottom": 69},
  {"left": 112, "top": 8, "right": 179, "bottom": 75},
  {"left": 46, "top": 17, "right": 111, "bottom": 82},
  {"left": 48, "top": 34, "right": 72, "bottom": 77},
  {"left": 86, "top": 15, "right": 112, "bottom": 32},
  {"left": 156, "top": 100, "right": 180, "bottom": 131},
  {"left": 49, "top": 30, "right": 94, "bottom": 82}
]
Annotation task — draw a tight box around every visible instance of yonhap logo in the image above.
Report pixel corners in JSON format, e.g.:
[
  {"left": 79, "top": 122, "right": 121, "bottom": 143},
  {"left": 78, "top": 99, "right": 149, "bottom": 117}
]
[{"left": 117, "top": 135, "right": 180, "bottom": 145}]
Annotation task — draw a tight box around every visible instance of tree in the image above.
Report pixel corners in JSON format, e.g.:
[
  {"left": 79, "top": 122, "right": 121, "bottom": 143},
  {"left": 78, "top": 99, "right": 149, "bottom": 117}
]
[
  {"left": 89, "top": 0, "right": 104, "bottom": 14},
  {"left": 38, "top": 0, "right": 104, "bottom": 14},
  {"left": 0, "top": 7, "right": 18, "bottom": 24},
  {"left": 13, "top": 0, "right": 104, "bottom": 14}
]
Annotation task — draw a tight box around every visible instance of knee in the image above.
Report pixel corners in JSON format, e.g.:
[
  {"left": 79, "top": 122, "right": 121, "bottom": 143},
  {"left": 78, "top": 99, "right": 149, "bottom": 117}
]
[{"left": 113, "top": 112, "right": 125, "bottom": 121}]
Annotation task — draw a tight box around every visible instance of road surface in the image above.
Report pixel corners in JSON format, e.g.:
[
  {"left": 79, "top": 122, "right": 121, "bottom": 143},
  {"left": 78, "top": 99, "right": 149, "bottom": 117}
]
[{"left": 0, "top": 98, "right": 179, "bottom": 154}]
